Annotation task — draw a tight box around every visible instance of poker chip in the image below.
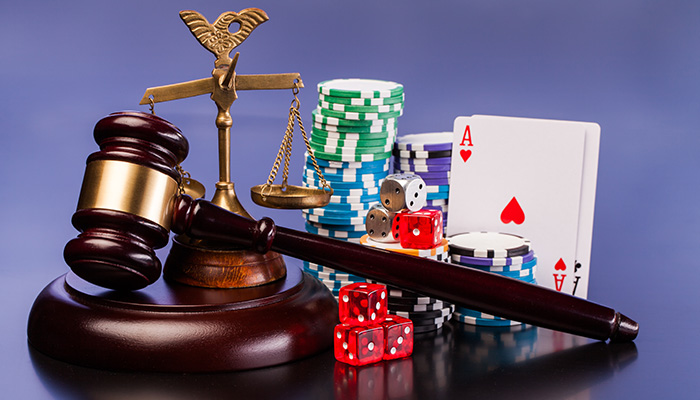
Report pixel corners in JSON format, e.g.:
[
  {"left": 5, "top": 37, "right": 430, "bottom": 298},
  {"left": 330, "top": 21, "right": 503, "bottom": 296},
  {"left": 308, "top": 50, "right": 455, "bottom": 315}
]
[
  {"left": 304, "top": 222, "right": 367, "bottom": 239},
  {"left": 306, "top": 268, "right": 366, "bottom": 283},
  {"left": 312, "top": 127, "right": 394, "bottom": 141},
  {"left": 395, "top": 132, "right": 453, "bottom": 152},
  {"left": 394, "top": 162, "right": 452, "bottom": 172},
  {"left": 393, "top": 156, "right": 451, "bottom": 165},
  {"left": 425, "top": 184, "right": 450, "bottom": 194},
  {"left": 392, "top": 149, "right": 452, "bottom": 159},
  {"left": 391, "top": 304, "right": 455, "bottom": 320},
  {"left": 451, "top": 254, "right": 537, "bottom": 270},
  {"left": 426, "top": 192, "right": 450, "bottom": 201},
  {"left": 328, "top": 193, "right": 381, "bottom": 204},
  {"left": 387, "top": 296, "right": 442, "bottom": 306},
  {"left": 312, "top": 109, "right": 397, "bottom": 127},
  {"left": 421, "top": 177, "right": 451, "bottom": 186},
  {"left": 302, "top": 176, "right": 381, "bottom": 190},
  {"left": 309, "top": 140, "right": 393, "bottom": 155},
  {"left": 302, "top": 206, "right": 370, "bottom": 219},
  {"left": 452, "top": 312, "right": 523, "bottom": 327},
  {"left": 303, "top": 182, "right": 379, "bottom": 197},
  {"left": 319, "top": 100, "right": 403, "bottom": 114},
  {"left": 307, "top": 221, "right": 367, "bottom": 232},
  {"left": 413, "top": 323, "right": 444, "bottom": 334},
  {"left": 317, "top": 78, "right": 404, "bottom": 98},
  {"left": 307, "top": 201, "right": 378, "bottom": 212},
  {"left": 314, "top": 122, "right": 395, "bottom": 134},
  {"left": 304, "top": 212, "right": 365, "bottom": 226},
  {"left": 410, "top": 313, "right": 452, "bottom": 327},
  {"left": 310, "top": 134, "right": 392, "bottom": 149},
  {"left": 394, "top": 170, "right": 451, "bottom": 180},
  {"left": 305, "top": 168, "right": 389, "bottom": 183},
  {"left": 309, "top": 149, "right": 391, "bottom": 163},
  {"left": 309, "top": 154, "right": 390, "bottom": 170},
  {"left": 317, "top": 106, "right": 403, "bottom": 121},
  {"left": 449, "top": 232, "right": 531, "bottom": 258},
  {"left": 387, "top": 300, "right": 448, "bottom": 313},
  {"left": 319, "top": 92, "right": 404, "bottom": 106},
  {"left": 425, "top": 198, "right": 448, "bottom": 206}
]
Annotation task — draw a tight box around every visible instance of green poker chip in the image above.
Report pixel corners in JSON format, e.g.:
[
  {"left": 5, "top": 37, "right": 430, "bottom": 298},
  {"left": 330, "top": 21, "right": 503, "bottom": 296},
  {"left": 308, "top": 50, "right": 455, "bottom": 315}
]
[
  {"left": 313, "top": 122, "right": 396, "bottom": 134},
  {"left": 311, "top": 149, "right": 392, "bottom": 162},
  {"left": 320, "top": 93, "right": 404, "bottom": 106},
  {"left": 312, "top": 126, "right": 394, "bottom": 141},
  {"left": 319, "top": 100, "right": 403, "bottom": 114},
  {"left": 312, "top": 109, "right": 397, "bottom": 127},
  {"left": 310, "top": 132, "right": 393, "bottom": 148},
  {"left": 309, "top": 140, "right": 392, "bottom": 155},
  {"left": 317, "top": 106, "right": 403, "bottom": 121},
  {"left": 317, "top": 79, "right": 404, "bottom": 98}
]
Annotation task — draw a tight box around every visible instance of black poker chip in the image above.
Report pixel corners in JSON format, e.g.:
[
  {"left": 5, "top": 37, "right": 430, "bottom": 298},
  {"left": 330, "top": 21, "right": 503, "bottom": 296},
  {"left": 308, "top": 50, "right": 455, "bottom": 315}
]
[
  {"left": 392, "top": 148, "right": 453, "bottom": 159},
  {"left": 409, "top": 313, "right": 453, "bottom": 327},
  {"left": 390, "top": 305, "right": 455, "bottom": 320},
  {"left": 413, "top": 322, "right": 443, "bottom": 334},
  {"left": 388, "top": 300, "right": 449, "bottom": 313},
  {"left": 449, "top": 232, "right": 531, "bottom": 258}
]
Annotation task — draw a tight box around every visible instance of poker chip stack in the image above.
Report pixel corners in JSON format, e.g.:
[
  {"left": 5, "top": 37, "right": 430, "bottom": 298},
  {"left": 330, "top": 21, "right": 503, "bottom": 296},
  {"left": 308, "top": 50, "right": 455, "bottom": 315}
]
[
  {"left": 393, "top": 132, "right": 452, "bottom": 234},
  {"left": 301, "top": 78, "right": 405, "bottom": 296},
  {"left": 448, "top": 232, "right": 538, "bottom": 327},
  {"left": 454, "top": 323, "right": 537, "bottom": 372}
]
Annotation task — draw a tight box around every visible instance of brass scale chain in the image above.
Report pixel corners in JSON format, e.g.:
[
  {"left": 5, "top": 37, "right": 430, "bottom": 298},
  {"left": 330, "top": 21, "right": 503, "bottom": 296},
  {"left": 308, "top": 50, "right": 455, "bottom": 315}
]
[{"left": 260, "top": 81, "right": 331, "bottom": 198}]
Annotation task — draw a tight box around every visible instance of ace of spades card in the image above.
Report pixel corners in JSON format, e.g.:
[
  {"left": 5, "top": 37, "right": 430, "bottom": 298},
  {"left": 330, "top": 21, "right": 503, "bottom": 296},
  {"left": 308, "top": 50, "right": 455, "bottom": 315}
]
[{"left": 447, "top": 115, "right": 600, "bottom": 299}]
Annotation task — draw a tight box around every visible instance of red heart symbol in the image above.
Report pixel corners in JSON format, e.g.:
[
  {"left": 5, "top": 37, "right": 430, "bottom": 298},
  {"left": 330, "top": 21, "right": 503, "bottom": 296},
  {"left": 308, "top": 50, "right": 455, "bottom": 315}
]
[
  {"left": 555, "top": 258, "right": 567, "bottom": 271},
  {"left": 500, "top": 197, "right": 525, "bottom": 225},
  {"left": 460, "top": 149, "right": 472, "bottom": 163}
]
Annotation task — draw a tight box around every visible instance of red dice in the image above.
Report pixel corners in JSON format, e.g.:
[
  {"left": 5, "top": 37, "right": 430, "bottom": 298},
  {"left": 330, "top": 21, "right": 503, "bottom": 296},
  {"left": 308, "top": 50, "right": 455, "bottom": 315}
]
[
  {"left": 396, "top": 209, "right": 443, "bottom": 249},
  {"left": 339, "top": 283, "right": 388, "bottom": 325},
  {"left": 333, "top": 362, "right": 385, "bottom": 400},
  {"left": 380, "top": 315, "right": 414, "bottom": 360},
  {"left": 334, "top": 323, "right": 385, "bottom": 366}
]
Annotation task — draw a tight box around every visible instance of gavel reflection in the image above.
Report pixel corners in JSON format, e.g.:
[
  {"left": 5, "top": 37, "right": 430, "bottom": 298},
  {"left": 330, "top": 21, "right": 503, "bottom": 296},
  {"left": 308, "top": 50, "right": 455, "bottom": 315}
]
[{"left": 65, "top": 111, "right": 638, "bottom": 342}]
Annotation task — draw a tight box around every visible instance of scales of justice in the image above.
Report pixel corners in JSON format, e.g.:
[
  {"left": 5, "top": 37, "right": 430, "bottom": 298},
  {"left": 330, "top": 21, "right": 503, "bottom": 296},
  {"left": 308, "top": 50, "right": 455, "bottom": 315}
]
[{"left": 28, "top": 8, "right": 340, "bottom": 372}]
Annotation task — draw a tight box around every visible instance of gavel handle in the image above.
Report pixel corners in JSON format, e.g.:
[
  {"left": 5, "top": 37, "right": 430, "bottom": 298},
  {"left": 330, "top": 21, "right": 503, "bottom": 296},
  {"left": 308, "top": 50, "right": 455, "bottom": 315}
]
[{"left": 172, "top": 196, "right": 639, "bottom": 342}]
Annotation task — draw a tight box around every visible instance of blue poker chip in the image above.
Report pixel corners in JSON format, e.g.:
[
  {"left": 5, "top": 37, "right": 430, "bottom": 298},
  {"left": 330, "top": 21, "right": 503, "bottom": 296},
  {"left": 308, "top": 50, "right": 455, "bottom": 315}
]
[
  {"left": 302, "top": 175, "right": 381, "bottom": 190},
  {"left": 327, "top": 193, "right": 381, "bottom": 204},
  {"left": 421, "top": 177, "right": 450, "bottom": 186},
  {"left": 425, "top": 184, "right": 450, "bottom": 194},
  {"left": 426, "top": 192, "right": 450, "bottom": 201},
  {"left": 452, "top": 312, "right": 524, "bottom": 327},
  {"left": 305, "top": 223, "right": 368, "bottom": 239},
  {"left": 393, "top": 156, "right": 451, "bottom": 165},
  {"left": 303, "top": 182, "right": 379, "bottom": 197},
  {"left": 304, "top": 168, "right": 389, "bottom": 183},
  {"left": 303, "top": 212, "right": 366, "bottom": 226},
  {"left": 449, "top": 249, "right": 536, "bottom": 267},
  {"left": 393, "top": 162, "right": 452, "bottom": 172},
  {"left": 395, "top": 132, "right": 453, "bottom": 152},
  {"left": 307, "top": 152, "right": 390, "bottom": 169},
  {"left": 452, "top": 256, "right": 537, "bottom": 272},
  {"left": 306, "top": 221, "right": 367, "bottom": 232},
  {"left": 309, "top": 161, "right": 390, "bottom": 175},
  {"left": 302, "top": 206, "right": 369, "bottom": 219},
  {"left": 310, "top": 201, "right": 378, "bottom": 212}
]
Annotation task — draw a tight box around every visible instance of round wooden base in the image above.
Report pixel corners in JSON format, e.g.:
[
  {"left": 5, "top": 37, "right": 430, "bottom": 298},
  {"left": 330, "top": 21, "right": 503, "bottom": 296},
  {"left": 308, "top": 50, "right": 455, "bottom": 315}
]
[{"left": 27, "top": 266, "right": 339, "bottom": 372}]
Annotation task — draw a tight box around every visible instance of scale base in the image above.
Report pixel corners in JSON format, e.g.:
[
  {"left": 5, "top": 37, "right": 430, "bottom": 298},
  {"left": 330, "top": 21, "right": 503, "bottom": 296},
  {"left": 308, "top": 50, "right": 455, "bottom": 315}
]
[{"left": 27, "top": 267, "right": 338, "bottom": 372}]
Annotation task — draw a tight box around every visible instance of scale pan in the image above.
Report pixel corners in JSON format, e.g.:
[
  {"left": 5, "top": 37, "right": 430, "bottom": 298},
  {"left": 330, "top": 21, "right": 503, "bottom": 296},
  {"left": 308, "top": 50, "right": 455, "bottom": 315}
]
[{"left": 251, "top": 184, "right": 332, "bottom": 209}]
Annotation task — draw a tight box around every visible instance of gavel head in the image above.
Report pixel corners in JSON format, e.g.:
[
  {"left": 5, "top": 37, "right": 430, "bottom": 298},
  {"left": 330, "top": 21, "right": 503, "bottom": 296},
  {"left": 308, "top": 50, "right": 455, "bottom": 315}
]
[{"left": 63, "top": 111, "right": 189, "bottom": 290}]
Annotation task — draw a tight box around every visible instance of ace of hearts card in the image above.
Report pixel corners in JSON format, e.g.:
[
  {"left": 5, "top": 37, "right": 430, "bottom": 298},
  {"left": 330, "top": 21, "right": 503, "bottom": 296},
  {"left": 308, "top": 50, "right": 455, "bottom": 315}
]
[{"left": 447, "top": 115, "right": 600, "bottom": 299}]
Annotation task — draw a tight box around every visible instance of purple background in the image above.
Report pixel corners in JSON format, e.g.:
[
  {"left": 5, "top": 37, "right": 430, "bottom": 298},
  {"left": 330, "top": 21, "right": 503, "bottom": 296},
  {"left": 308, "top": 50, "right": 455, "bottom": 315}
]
[{"left": 1, "top": 1, "right": 698, "bottom": 398}]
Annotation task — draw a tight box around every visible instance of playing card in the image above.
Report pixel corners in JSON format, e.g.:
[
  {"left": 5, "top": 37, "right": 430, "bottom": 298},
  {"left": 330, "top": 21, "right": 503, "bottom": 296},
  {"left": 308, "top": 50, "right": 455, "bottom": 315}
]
[{"left": 448, "top": 115, "right": 587, "bottom": 297}]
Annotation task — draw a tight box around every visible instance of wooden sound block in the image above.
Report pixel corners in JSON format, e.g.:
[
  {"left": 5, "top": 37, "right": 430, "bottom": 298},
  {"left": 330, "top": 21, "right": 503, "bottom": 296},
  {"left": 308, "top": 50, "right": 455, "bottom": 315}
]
[{"left": 27, "top": 265, "right": 338, "bottom": 372}]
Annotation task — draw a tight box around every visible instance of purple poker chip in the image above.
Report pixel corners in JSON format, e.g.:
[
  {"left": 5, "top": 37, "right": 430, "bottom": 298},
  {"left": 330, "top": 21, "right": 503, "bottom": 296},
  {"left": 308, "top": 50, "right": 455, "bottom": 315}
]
[
  {"left": 393, "top": 162, "right": 452, "bottom": 172},
  {"left": 392, "top": 148, "right": 452, "bottom": 159},
  {"left": 425, "top": 198, "right": 448, "bottom": 206},
  {"left": 449, "top": 249, "right": 536, "bottom": 267},
  {"left": 422, "top": 177, "right": 450, "bottom": 186},
  {"left": 393, "top": 156, "right": 451, "bottom": 165},
  {"left": 395, "top": 132, "right": 453, "bottom": 152}
]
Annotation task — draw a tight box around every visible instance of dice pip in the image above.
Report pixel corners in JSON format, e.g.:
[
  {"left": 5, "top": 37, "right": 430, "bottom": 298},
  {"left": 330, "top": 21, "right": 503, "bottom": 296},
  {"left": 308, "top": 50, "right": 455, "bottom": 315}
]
[
  {"left": 365, "top": 204, "right": 400, "bottom": 243},
  {"left": 380, "top": 173, "right": 427, "bottom": 212},
  {"left": 334, "top": 323, "right": 385, "bottom": 366},
  {"left": 396, "top": 209, "right": 443, "bottom": 249},
  {"left": 339, "top": 282, "right": 388, "bottom": 325}
]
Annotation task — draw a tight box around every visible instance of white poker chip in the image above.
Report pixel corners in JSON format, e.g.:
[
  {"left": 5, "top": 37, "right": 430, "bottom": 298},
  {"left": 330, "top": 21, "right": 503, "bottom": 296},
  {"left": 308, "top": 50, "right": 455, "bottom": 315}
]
[
  {"left": 449, "top": 232, "right": 531, "bottom": 258},
  {"left": 318, "top": 79, "right": 404, "bottom": 98},
  {"left": 395, "top": 132, "right": 453, "bottom": 151}
]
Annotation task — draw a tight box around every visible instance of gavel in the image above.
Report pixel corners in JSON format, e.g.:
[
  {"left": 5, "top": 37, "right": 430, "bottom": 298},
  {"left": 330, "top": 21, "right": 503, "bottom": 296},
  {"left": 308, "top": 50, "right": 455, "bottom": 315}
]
[{"left": 65, "top": 111, "right": 638, "bottom": 342}]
